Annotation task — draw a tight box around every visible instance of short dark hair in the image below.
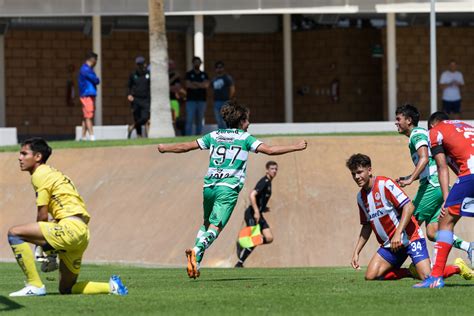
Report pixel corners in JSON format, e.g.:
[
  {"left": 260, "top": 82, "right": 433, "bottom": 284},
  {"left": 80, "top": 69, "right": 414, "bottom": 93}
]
[
  {"left": 428, "top": 111, "right": 449, "bottom": 129},
  {"left": 396, "top": 103, "right": 420, "bottom": 126},
  {"left": 215, "top": 61, "right": 224, "bottom": 68},
  {"left": 192, "top": 56, "right": 202, "bottom": 63},
  {"left": 86, "top": 51, "right": 98, "bottom": 60},
  {"left": 221, "top": 101, "right": 249, "bottom": 129},
  {"left": 346, "top": 153, "right": 371, "bottom": 171},
  {"left": 21, "top": 137, "right": 52, "bottom": 163},
  {"left": 266, "top": 161, "right": 278, "bottom": 169}
]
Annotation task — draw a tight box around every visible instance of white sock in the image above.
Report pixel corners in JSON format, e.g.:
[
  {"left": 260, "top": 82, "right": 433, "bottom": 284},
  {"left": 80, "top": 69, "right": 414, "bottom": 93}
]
[{"left": 90, "top": 135, "right": 96, "bottom": 141}]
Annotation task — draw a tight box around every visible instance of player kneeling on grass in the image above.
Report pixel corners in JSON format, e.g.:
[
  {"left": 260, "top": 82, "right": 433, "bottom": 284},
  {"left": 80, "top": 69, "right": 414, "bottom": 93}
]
[
  {"left": 157, "top": 101, "right": 307, "bottom": 278},
  {"left": 347, "top": 153, "right": 472, "bottom": 282},
  {"left": 8, "top": 138, "right": 128, "bottom": 297}
]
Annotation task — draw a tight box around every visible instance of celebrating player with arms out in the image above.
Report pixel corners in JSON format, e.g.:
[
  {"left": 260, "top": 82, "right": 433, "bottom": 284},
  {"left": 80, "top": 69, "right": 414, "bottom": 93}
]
[
  {"left": 395, "top": 104, "right": 473, "bottom": 264},
  {"left": 415, "top": 112, "right": 474, "bottom": 288},
  {"left": 8, "top": 138, "right": 128, "bottom": 296},
  {"left": 347, "top": 154, "right": 471, "bottom": 282},
  {"left": 235, "top": 161, "right": 278, "bottom": 268},
  {"left": 158, "top": 101, "right": 307, "bottom": 278}
]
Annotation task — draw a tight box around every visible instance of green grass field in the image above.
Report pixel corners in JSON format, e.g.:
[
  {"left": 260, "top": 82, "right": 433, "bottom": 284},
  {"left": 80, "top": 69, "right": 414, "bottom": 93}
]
[
  {"left": 0, "top": 132, "right": 399, "bottom": 153},
  {"left": 0, "top": 263, "right": 472, "bottom": 315}
]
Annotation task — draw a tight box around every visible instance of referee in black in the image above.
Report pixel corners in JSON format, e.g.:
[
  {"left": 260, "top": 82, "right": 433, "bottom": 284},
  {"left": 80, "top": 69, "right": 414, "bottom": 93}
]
[
  {"left": 127, "top": 56, "right": 150, "bottom": 138},
  {"left": 235, "top": 161, "right": 278, "bottom": 267}
]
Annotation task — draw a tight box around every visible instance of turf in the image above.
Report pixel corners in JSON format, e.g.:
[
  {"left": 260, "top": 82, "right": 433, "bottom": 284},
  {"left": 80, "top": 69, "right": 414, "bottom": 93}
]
[
  {"left": 0, "top": 132, "right": 399, "bottom": 153},
  {"left": 0, "top": 263, "right": 471, "bottom": 315}
]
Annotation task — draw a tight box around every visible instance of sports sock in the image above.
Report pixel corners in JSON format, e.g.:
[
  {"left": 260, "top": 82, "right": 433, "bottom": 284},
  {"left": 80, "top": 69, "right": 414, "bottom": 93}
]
[
  {"left": 452, "top": 234, "right": 470, "bottom": 252},
  {"left": 432, "top": 230, "right": 454, "bottom": 278},
  {"left": 8, "top": 235, "right": 43, "bottom": 288},
  {"left": 194, "top": 225, "right": 206, "bottom": 247},
  {"left": 238, "top": 247, "right": 254, "bottom": 264},
  {"left": 72, "top": 281, "right": 110, "bottom": 294},
  {"left": 382, "top": 268, "right": 411, "bottom": 280},
  {"left": 193, "top": 228, "right": 218, "bottom": 263},
  {"left": 443, "top": 265, "right": 461, "bottom": 279}
]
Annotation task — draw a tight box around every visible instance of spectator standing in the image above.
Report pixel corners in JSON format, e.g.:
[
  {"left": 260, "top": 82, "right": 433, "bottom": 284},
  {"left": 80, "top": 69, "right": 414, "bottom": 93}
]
[
  {"left": 185, "top": 57, "right": 209, "bottom": 135},
  {"left": 78, "top": 52, "right": 100, "bottom": 141},
  {"left": 211, "top": 61, "right": 235, "bottom": 129},
  {"left": 439, "top": 60, "right": 464, "bottom": 119},
  {"left": 127, "top": 56, "right": 151, "bottom": 138}
]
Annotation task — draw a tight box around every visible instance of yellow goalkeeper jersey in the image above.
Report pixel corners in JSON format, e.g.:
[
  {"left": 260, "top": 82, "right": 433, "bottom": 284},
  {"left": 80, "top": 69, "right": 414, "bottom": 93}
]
[{"left": 31, "top": 164, "right": 90, "bottom": 223}]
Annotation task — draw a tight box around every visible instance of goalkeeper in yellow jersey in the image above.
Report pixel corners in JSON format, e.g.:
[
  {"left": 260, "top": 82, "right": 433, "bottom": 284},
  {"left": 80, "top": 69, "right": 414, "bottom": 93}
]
[{"left": 7, "top": 137, "right": 128, "bottom": 297}]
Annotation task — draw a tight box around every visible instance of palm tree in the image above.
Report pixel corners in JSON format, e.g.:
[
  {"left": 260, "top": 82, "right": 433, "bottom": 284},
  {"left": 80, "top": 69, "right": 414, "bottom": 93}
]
[{"left": 148, "top": 0, "right": 175, "bottom": 137}]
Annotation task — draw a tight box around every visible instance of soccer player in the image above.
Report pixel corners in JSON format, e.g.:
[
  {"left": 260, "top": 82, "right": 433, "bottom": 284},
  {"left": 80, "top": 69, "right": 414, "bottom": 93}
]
[
  {"left": 235, "top": 161, "right": 278, "bottom": 268},
  {"left": 157, "top": 101, "right": 307, "bottom": 278},
  {"left": 8, "top": 138, "right": 128, "bottom": 296},
  {"left": 414, "top": 112, "right": 474, "bottom": 288},
  {"left": 347, "top": 154, "right": 471, "bottom": 281},
  {"left": 394, "top": 104, "right": 473, "bottom": 264}
]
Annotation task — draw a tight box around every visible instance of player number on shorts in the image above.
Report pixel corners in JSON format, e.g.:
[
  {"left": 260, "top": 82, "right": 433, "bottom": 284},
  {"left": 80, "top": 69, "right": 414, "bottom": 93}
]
[
  {"left": 210, "top": 145, "right": 242, "bottom": 166},
  {"left": 410, "top": 241, "right": 422, "bottom": 252}
]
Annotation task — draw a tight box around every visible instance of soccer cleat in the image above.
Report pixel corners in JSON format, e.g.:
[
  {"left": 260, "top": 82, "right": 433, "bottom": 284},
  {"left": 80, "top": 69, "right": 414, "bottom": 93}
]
[
  {"left": 408, "top": 263, "right": 419, "bottom": 279},
  {"left": 109, "top": 275, "right": 128, "bottom": 296},
  {"left": 454, "top": 258, "right": 473, "bottom": 280},
  {"left": 234, "top": 262, "right": 244, "bottom": 268},
  {"left": 467, "top": 242, "right": 474, "bottom": 268},
  {"left": 185, "top": 249, "right": 198, "bottom": 279},
  {"left": 9, "top": 284, "right": 46, "bottom": 297},
  {"left": 413, "top": 276, "right": 445, "bottom": 288}
]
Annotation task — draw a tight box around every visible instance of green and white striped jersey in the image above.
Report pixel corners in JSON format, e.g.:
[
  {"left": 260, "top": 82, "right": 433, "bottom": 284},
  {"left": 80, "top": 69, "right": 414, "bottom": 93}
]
[
  {"left": 197, "top": 129, "right": 262, "bottom": 190},
  {"left": 408, "top": 127, "right": 439, "bottom": 186}
]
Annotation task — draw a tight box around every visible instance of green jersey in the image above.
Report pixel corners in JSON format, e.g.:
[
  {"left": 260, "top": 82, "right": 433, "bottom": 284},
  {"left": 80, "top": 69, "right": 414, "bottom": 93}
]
[
  {"left": 408, "top": 127, "right": 439, "bottom": 186},
  {"left": 197, "top": 129, "right": 262, "bottom": 190}
]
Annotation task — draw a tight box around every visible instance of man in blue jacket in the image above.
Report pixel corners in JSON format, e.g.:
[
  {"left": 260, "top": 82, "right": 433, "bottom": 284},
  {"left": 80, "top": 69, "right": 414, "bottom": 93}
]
[{"left": 78, "top": 52, "right": 100, "bottom": 141}]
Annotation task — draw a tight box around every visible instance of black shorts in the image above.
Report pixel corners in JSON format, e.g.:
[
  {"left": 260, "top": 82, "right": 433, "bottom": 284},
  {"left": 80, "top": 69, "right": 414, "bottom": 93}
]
[
  {"left": 244, "top": 207, "right": 270, "bottom": 230},
  {"left": 442, "top": 99, "right": 461, "bottom": 114}
]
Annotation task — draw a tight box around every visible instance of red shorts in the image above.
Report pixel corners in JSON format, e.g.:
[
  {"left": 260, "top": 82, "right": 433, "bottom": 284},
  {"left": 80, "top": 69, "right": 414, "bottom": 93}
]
[{"left": 80, "top": 97, "right": 95, "bottom": 119}]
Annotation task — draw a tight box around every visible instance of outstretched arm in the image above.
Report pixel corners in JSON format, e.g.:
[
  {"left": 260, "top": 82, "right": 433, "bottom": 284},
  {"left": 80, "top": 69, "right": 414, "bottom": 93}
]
[
  {"left": 257, "top": 140, "right": 307, "bottom": 155},
  {"left": 157, "top": 141, "right": 200, "bottom": 153},
  {"left": 351, "top": 224, "right": 372, "bottom": 270}
]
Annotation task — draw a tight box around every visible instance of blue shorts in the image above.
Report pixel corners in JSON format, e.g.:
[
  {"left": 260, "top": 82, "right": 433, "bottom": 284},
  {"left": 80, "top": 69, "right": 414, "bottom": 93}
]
[
  {"left": 445, "top": 174, "right": 474, "bottom": 217},
  {"left": 377, "top": 238, "right": 429, "bottom": 268},
  {"left": 443, "top": 99, "right": 461, "bottom": 114}
]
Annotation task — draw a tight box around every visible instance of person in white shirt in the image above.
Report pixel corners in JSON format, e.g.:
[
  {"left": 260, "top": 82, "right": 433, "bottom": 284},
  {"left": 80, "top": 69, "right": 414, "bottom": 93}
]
[{"left": 439, "top": 60, "right": 464, "bottom": 119}]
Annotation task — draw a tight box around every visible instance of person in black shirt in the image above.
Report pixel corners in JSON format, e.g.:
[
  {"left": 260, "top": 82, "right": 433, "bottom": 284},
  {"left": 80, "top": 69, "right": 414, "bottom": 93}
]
[
  {"left": 211, "top": 61, "right": 235, "bottom": 129},
  {"left": 127, "top": 56, "right": 150, "bottom": 138},
  {"left": 235, "top": 161, "right": 278, "bottom": 267},
  {"left": 185, "top": 56, "right": 209, "bottom": 135}
]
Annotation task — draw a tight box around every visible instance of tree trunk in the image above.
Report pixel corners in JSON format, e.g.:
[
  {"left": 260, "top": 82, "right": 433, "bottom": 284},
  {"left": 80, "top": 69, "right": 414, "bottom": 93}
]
[{"left": 148, "top": 0, "right": 175, "bottom": 138}]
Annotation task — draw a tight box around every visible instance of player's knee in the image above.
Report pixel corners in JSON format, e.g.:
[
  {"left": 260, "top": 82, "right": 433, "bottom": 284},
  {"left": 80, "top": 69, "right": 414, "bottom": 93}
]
[
  {"left": 264, "top": 236, "right": 274, "bottom": 244},
  {"left": 7, "top": 228, "right": 24, "bottom": 245},
  {"left": 427, "top": 232, "right": 436, "bottom": 242},
  {"left": 364, "top": 270, "right": 379, "bottom": 281}
]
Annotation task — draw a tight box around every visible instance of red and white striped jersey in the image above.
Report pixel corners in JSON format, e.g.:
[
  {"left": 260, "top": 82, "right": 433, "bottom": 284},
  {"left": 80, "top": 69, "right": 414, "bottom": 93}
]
[{"left": 357, "top": 176, "right": 423, "bottom": 248}]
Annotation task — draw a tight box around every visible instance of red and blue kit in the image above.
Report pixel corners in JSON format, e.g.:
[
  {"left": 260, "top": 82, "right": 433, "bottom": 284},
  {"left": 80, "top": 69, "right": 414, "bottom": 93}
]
[
  {"left": 357, "top": 176, "right": 429, "bottom": 267},
  {"left": 429, "top": 120, "right": 474, "bottom": 217},
  {"left": 358, "top": 176, "right": 423, "bottom": 247}
]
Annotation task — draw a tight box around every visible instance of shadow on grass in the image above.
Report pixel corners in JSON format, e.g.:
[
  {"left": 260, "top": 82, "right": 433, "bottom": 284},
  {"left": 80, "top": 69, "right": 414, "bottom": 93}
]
[
  {"left": 444, "top": 283, "right": 474, "bottom": 287},
  {"left": 197, "top": 277, "right": 263, "bottom": 282},
  {"left": 0, "top": 296, "right": 24, "bottom": 311}
]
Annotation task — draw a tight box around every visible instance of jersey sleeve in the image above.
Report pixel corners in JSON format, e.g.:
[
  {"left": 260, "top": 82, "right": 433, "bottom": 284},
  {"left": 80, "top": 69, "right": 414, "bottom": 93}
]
[
  {"left": 196, "top": 133, "right": 212, "bottom": 150},
  {"left": 429, "top": 128, "right": 444, "bottom": 155},
  {"left": 32, "top": 173, "right": 51, "bottom": 207},
  {"left": 383, "top": 179, "right": 410, "bottom": 210},
  {"left": 357, "top": 194, "right": 369, "bottom": 225},
  {"left": 245, "top": 134, "right": 263, "bottom": 153},
  {"left": 254, "top": 177, "right": 268, "bottom": 193},
  {"left": 410, "top": 132, "right": 429, "bottom": 150}
]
